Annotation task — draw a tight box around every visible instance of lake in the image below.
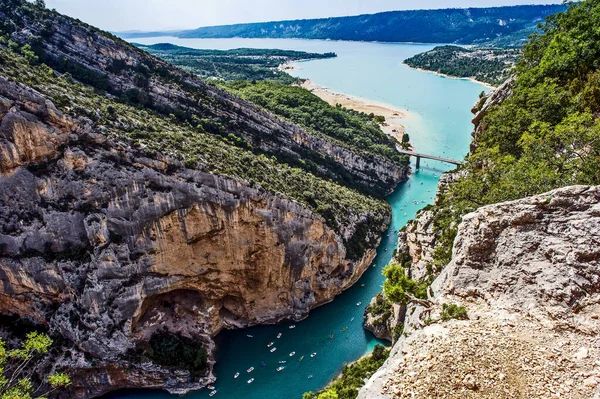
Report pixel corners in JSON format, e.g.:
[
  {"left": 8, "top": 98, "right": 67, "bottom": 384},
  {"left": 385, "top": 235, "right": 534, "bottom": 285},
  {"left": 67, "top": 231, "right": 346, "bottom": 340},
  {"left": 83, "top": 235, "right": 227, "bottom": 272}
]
[{"left": 108, "top": 37, "right": 488, "bottom": 399}]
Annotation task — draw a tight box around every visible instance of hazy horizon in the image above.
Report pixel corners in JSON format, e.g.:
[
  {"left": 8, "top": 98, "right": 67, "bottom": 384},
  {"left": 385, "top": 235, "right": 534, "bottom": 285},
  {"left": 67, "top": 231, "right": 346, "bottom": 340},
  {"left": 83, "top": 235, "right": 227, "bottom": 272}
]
[{"left": 44, "top": 0, "right": 564, "bottom": 33}]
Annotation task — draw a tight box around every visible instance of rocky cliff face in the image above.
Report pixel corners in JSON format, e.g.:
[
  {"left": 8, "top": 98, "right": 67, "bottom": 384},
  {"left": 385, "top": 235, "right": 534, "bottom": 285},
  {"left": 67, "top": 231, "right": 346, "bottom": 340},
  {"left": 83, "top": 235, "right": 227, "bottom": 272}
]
[
  {"left": 0, "top": 73, "right": 382, "bottom": 398},
  {"left": 358, "top": 185, "right": 600, "bottom": 398},
  {"left": 362, "top": 293, "right": 403, "bottom": 343},
  {"left": 8, "top": 7, "right": 406, "bottom": 195}
]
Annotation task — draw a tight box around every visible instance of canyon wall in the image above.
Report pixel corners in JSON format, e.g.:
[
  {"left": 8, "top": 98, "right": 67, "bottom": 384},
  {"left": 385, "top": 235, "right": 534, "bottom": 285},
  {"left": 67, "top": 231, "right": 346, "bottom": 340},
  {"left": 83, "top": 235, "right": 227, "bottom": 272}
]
[{"left": 0, "top": 75, "right": 383, "bottom": 398}]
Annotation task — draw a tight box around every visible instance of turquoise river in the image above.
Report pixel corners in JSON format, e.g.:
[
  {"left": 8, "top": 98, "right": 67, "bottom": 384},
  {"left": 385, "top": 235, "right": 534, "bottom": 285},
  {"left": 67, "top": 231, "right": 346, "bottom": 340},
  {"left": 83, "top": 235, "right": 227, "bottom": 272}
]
[{"left": 108, "top": 38, "right": 488, "bottom": 399}]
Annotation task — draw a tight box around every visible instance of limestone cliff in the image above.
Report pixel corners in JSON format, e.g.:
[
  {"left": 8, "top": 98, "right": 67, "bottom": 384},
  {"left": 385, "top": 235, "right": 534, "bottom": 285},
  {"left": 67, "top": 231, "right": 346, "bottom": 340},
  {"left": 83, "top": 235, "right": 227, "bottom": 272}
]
[
  {"left": 359, "top": 185, "right": 600, "bottom": 399},
  {"left": 0, "top": 57, "right": 383, "bottom": 399}
]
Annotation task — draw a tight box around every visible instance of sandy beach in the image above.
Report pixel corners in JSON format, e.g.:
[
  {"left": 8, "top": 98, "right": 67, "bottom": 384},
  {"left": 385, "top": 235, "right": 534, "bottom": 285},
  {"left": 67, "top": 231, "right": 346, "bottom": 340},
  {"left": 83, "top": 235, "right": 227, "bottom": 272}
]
[
  {"left": 280, "top": 64, "right": 409, "bottom": 143},
  {"left": 300, "top": 79, "right": 408, "bottom": 142}
]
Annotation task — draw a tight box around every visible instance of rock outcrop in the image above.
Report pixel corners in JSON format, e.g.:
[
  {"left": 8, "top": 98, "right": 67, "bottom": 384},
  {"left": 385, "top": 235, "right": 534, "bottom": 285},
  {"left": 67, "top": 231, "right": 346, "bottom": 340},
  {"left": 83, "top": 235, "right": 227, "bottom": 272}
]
[
  {"left": 0, "top": 71, "right": 383, "bottom": 398},
  {"left": 358, "top": 185, "right": 600, "bottom": 398},
  {"left": 363, "top": 292, "right": 403, "bottom": 343}
]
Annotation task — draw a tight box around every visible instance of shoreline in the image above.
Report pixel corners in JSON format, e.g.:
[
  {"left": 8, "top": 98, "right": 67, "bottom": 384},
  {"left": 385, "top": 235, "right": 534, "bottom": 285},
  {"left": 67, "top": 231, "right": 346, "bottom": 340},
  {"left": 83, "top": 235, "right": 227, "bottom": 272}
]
[
  {"left": 300, "top": 79, "right": 408, "bottom": 143},
  {"left": 403, "top": 64, "right": 497, "bottom": 89},
  {"left": 281, "top": 63, "right": 411, "bottom": 144}
]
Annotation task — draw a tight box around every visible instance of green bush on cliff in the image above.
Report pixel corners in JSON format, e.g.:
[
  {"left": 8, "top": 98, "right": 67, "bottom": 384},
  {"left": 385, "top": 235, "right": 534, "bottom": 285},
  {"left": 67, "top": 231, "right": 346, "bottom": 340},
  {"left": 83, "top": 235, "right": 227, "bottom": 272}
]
[
  {"left": 440, "top": 303, "right": 468, "bottom": 321},
  {"left": 133, "top": 330, "right": 208, "bottom": 378},
  {"left": 0, "top": 332, "right": 71, "bottom": 399},
  {"left": 382, "top": 261, "right": 428, "bottom": 305}
]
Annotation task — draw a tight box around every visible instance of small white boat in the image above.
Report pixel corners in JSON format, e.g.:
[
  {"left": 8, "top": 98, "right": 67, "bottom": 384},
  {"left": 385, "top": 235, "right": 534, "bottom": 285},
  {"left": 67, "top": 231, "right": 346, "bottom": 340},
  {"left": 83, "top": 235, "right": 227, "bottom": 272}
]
[
  {"left": 247, "top": 335, "right": 253, "bottom": 338},
  {"left": 270, "top": 347, "right": 277, "bottom": 352},
  {"left": 267, "top": 342, "right": 274, "bottom": 348},
  {"left": 209, "top": 390, "right": 217, "bottom": 397},
  {"left": 289, "top": 325, "right": 296, "bottom": 329},
  {"left": 279, "top": 360, "right": 287, "bottom": 364},
  {"left": 247, "top": 378, "right": 254, "bottom": 384},
  {"left": 361, "top": 284, "right": 365, "bottom": 287},
  {"left": 308, "top": 375, "right": 313, "bottom": 379},
  {"left": 350, "top": 317, "right": 355, "bottom": 321},
  {"left": 357, "top": 302, "right": 362, "bottom": 306},
  {"left": 289, "top": 352, "right": 296, "bottom": 357},
  {"left": 277, "top": 333, "right": 282, "bottom": 339},
  {"left": 311, "top": 352, "right": 317, "bottom": 358},
  {"left": 276, "top": 366, "right": 285, "bottom": 372},
  {"left": 247, "top": 367, "right": 254, "bottom": 373},
  {"left": 207, "top": 385, "right": 215, "bottom": 390},
  {"left": 234, "top": 372, "right": 240, "bottom": 379}
]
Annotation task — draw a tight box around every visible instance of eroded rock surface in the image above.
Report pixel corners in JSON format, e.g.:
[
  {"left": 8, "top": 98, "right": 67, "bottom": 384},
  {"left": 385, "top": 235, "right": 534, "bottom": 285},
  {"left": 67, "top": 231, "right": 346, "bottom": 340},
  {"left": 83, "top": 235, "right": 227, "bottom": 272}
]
[
  {"left": 0, "top": 73, "right": 383, "bottom": 398},
  {"left": 359, "top": 185, "right": 600, "bottom": 399}
]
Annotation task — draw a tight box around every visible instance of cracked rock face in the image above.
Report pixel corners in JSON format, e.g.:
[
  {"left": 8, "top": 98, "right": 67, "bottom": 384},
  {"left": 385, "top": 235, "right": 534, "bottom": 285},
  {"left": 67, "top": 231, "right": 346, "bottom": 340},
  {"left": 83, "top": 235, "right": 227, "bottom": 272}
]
[
  {"left": 358, "top": 185, "right": 600, "bottom": 399},
  {"left": 0, "top": 73, "right": 382, "bottom": 398}
]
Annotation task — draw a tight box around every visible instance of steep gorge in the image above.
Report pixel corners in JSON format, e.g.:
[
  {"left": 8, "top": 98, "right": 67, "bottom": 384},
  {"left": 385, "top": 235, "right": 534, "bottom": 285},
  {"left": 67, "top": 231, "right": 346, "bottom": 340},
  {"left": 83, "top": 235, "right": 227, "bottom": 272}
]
[{"left": 0, "top": 1, "right": 409, "bottom": 397}]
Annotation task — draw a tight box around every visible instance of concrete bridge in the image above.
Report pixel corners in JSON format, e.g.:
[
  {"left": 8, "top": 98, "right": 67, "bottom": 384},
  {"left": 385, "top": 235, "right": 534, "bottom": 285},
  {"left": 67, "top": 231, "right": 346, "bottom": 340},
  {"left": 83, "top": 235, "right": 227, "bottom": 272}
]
[{"left": 396, "top": 148, "right": 463, "bottom": 169}]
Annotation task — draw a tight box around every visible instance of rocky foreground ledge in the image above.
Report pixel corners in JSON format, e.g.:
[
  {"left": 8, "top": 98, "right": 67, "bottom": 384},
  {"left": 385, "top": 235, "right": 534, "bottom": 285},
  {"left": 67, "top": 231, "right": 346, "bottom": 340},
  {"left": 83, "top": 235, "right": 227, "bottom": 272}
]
[{"left": 359, "top": 185, "right": 600, "bottom": 399}]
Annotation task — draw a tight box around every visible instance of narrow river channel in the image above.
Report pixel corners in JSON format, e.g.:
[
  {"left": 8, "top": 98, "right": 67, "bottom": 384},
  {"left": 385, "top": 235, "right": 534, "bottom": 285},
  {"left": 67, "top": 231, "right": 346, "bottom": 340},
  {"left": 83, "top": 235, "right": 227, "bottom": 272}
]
[{"left": 109, "top": 37, "right": 488, "bottom": 399}]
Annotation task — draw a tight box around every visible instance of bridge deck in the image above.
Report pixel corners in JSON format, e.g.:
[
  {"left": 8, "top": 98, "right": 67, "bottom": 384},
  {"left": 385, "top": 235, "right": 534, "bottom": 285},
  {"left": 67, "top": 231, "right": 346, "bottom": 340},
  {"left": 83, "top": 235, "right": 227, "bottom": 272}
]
[{"left": 396, "top": 148, "right": 462, "bottom": 166}]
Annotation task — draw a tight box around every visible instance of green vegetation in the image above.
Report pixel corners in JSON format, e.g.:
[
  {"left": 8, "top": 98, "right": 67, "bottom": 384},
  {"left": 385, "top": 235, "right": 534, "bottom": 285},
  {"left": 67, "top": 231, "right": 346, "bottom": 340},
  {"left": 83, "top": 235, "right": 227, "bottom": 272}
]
[
  {"left": 132, "top": 331, "right": 208, "bottom": 378},
  {"left": 404, "top": 46, "right": 520, "bottom": 86},
  {"left": 382, "top": 261, "right": 428, "bottom": 305},
  {"left": 224, "top": 81, "right": 405, "bottom": 165},
  {"left": 121, "top": 5, "right": 567, "bottom": 47},
  {"left": 0, "top": 332, "right": 70, "bottom": 399},
  {"left": 415, "top": 0, "right": 600, "bottom": 278},
  {"left": 136, "top": 43, "right": 336, "bottom": 84},
  {"left": 440, "top": 303, "right": 469, "bottom": 321},
  {"left": 303, "top": 345, "right": 390, "bottom": 399}
]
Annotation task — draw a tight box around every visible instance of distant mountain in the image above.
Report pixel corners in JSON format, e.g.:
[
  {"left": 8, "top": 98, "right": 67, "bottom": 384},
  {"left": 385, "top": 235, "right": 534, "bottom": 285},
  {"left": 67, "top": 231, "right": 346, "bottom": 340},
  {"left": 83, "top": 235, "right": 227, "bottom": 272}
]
[{"left": 118, "top": 4, "right": 568, "bottom": 47}]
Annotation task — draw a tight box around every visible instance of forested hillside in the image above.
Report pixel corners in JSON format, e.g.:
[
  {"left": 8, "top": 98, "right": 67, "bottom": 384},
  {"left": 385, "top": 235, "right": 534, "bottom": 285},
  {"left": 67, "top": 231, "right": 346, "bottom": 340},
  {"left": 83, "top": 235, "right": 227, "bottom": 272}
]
[
  {"left": 404, "top": 46, "right": 519, "bottom": 86},
  {"left": 417, "top": 0, "right": 600, "bottom": 280},
  {"left": 120, "top": 5, "right": 566, "bottom": 47},
  {"left": 136, "top": 43, "right": 336, "bottom": 83}
]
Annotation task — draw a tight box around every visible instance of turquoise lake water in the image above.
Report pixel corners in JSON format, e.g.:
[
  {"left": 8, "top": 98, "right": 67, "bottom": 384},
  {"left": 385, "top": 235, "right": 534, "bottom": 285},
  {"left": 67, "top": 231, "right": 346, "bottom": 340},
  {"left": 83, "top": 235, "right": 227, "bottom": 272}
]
[{"left": 109, "top": 38, "right": 488, "bottom": 399}]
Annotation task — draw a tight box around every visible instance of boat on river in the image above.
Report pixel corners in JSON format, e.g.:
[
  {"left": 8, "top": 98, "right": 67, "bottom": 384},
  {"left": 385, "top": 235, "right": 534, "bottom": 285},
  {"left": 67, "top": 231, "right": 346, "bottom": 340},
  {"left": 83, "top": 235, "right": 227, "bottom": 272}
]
[
  {"left": 247, "top": 367, "right": 254, "bottom": 373},
  {"left": 342, "top": 327, "right": 348, "bottom": 332},
  {"left": 267, "top": 342, "right": 274, "bottom": 347},
  {"left": 279, "top": 360, "right": 286, "bottom": 364},
  {"left": 356, "top": 302, "right": 362, "bottom": 306},
  {"left": 247, "top": 335, "right": 253, "bottom": 338},
  {"left": 299, "top": 355, "right": 304, "bottom": 361},
  {"left": 289, "top": 351, "right": 296, "bottom": 357},
  {"left": 207, "top": 385, "right": 215, "bottom": 390},
  {"left": 350, "top": 317, "right": 355, "bottom": 321},
  {"left": 289, "top": 325, "right": 296, "bottom": 329},
  {"left": 276, "top": 366, "right": 285, "bottom": 372},
  {"left": 277, "top": 333, "right": 282, "bottom": 339},
  {"left": 270, "top": 347, "right": 277, "bottom": 352},
  {"left": 234, "top": 372, "right": 239, "bottom": 379},
  {"left": 247, "top": 378, "right": 254, "bottom": 384},
  {"left": 311, "top": 352, "right": 317, "bottom": 358},
  {"left": 308, "top": 375, "right": 313, "bottom": 379},
  {"left": 209, "top": 390, "right": 217, "bottom": 397}
]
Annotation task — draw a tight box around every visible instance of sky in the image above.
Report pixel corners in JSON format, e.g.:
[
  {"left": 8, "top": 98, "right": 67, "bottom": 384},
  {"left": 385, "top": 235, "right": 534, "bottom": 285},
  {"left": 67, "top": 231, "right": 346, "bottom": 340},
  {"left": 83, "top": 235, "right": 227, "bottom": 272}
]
[{"left": 44, "top": 0, "right": 564, "bottom": 32}]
